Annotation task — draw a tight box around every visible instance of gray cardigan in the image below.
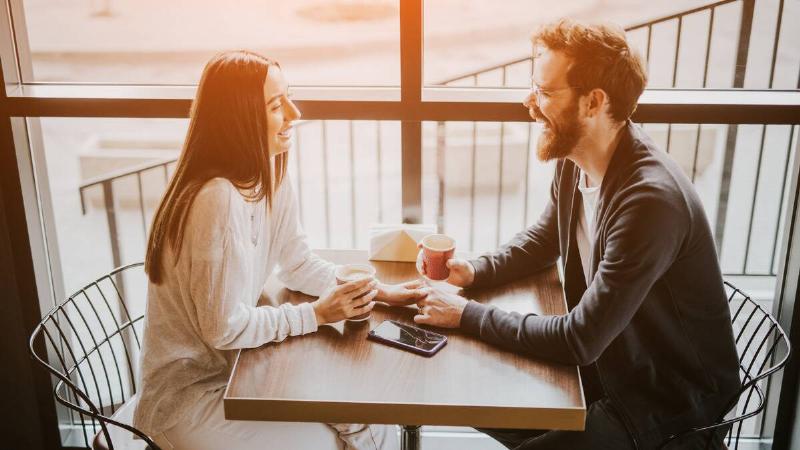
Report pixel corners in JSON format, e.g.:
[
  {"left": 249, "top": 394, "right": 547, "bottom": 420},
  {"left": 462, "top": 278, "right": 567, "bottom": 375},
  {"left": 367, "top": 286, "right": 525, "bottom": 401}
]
[{"left": 462, "top": 121, "right": 741, "bottom": 449}]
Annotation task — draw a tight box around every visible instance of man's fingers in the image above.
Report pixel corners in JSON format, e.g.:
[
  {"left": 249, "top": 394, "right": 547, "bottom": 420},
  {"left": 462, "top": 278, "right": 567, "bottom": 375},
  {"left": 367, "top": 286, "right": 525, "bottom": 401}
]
[
  {"left": 416, "top": 256, "right": 428, "bottom": 276},
  {"left": 447, "top": 258, "right": 466, "bottom": 269},
  {"left": 416, "top": 295, "right": 432, "bottom": 307},
  {"left": 413, "top": 313, "right": 432, "bottom": 325}
]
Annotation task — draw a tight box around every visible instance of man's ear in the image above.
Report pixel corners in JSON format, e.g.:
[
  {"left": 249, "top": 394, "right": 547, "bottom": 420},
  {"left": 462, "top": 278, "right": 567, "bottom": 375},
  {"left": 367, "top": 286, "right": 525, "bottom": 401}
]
[{"left": 586, "top": 88, "right": 609, "bottom": 118}]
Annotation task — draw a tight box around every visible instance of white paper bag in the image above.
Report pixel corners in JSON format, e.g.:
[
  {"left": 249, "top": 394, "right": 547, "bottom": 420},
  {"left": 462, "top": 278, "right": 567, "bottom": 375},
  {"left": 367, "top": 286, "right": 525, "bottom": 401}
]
[{"left": 368, "top": 224, "right": 437, "bottom": 262}]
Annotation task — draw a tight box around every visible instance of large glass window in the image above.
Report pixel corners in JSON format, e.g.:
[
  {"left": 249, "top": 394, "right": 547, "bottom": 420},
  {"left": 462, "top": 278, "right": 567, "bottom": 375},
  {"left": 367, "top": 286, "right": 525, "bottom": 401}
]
[
  {"left": 5, "top": 0, "right": 799, "bottom": 447},
  {"left": 421, "top": 120, "right": 797, "bottom": 303},
  {"left": 31, "top": 118, "right": 401, "bottom": 307},
  {"left": 21, "top": 0, "right": 400, "bottom": 85},
  {"left": 424, "top": 0, "right": 799, "bottom": 89}
]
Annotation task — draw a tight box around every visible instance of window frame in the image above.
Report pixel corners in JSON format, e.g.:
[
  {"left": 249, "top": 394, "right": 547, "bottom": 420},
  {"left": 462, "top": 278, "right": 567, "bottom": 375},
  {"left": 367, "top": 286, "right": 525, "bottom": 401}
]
[{"left": 2, "top": 0, "right": 799, "bottom": 447}]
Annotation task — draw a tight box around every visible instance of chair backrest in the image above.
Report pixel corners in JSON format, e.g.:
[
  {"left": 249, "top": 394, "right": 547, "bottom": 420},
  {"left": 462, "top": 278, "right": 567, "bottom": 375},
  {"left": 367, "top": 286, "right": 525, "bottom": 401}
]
[
  {"left": 29, "top": 263, "right": 159, "bottom": 449},
  {"left": 722, "top": 281, "right": 791, "bottom": 447},
  {"left": 659, "top": 282, "right": 791, "bottom": 449}
]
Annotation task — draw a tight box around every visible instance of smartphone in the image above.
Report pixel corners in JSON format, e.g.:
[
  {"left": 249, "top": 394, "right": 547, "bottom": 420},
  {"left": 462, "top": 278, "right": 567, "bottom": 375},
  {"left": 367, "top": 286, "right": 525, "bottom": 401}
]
[{"left": 367, "top": 320, "right": 448, "bottom": 357}]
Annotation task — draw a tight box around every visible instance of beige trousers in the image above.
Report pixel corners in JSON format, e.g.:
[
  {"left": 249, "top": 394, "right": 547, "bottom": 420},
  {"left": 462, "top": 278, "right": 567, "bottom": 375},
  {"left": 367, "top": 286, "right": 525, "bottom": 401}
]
[{"left": 154, "top": 390, "right": 398, "bottom": 450}]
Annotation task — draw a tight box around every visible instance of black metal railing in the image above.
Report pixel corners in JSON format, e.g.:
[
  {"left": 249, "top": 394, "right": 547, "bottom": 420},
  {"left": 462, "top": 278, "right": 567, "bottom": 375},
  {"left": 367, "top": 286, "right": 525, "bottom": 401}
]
[
  {"left": 429, "top": 0, "right": 797, "bottom": 278},
  {"left": 77, "top": 120, "right": 396, "bottom": 269},
  {"left": 77, "top": 0, "right": 798, "bottom": 275}
]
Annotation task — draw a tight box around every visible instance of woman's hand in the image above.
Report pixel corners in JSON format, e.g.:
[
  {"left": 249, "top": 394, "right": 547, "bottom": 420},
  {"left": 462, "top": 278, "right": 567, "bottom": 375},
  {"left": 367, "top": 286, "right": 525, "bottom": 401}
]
[
  {"left": 375, "top": 280, "right": 428, "bottom": 306},
  {"left": 416, "top": 243, "right": 476, "bottom": 288},
  {"left": 312, "top": 278, "right": 378, "bottom": 325}
]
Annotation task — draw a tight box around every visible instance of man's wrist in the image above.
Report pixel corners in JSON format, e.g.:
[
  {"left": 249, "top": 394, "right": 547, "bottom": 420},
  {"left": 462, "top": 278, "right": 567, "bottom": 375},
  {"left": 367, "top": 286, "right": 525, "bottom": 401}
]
[
  {"left": 466, "top": 258, "right": 486, "bottom": 287},
  {"left": 466, "top": 261, "right": 476, "bottom": 286},
  {"left": 460, "top": 300, "right": 489, "bottom": 335}
]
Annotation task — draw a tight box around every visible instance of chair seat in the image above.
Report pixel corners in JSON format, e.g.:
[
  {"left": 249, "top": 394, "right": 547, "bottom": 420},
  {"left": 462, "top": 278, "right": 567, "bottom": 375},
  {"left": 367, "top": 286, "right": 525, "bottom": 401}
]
[{"left": 92, "top": 395, "right": 150, "bottom": 450}]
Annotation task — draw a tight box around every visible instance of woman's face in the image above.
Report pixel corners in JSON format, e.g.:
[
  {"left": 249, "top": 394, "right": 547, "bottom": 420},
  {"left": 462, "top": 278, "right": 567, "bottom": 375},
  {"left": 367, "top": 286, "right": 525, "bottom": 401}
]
[{"left": 263, "top": 66, "right": 301, "bottom": 157}]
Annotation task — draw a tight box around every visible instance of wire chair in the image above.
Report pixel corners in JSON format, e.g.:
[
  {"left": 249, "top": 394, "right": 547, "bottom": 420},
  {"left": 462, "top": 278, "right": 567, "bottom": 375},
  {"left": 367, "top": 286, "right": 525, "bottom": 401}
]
[
  {"left": 29, "top": 262, "right": 160, "bottom": 450},
  {"left": 658, "top": 281, "right": 791, "bottom": 449}
]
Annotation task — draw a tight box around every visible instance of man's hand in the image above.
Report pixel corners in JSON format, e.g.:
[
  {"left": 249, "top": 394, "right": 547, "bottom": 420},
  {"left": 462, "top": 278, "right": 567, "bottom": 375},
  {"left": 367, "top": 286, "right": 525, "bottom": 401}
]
[
  {"left": 414, "top": 288, "right": 468, "bottom": 328},
  {"left": 416, "top": 243, "right": 476, "bottom": 287},
  {"left": 375, "top": 280, "right": 427, "bottom": 306}
]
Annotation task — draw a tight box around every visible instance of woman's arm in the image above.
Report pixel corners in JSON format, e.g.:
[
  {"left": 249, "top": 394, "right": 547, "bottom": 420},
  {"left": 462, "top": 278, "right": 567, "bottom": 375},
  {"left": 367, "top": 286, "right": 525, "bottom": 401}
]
[
  {"left": 187, "top": 180, "right": 318, "bottom": 350},
  {"left": 273, "top": 179, "right": 337, "bottom": 296},
  {"left": 273, "top": 178, "right": 425, "bottom": 305}
]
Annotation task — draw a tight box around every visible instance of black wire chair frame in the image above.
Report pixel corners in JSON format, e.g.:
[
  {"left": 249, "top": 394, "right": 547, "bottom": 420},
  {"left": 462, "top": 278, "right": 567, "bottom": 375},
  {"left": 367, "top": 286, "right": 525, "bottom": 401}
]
[
  {"left": 28, "top": 262, "right": 160, "bottom": 450},
  {"left": 658, "top": 281, "right": 791, "bottom": 449}
]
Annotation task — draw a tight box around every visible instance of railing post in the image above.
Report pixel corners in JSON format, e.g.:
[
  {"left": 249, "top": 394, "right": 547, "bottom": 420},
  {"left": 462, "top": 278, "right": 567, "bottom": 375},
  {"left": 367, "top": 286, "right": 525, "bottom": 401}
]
[
  {"left": 101, "top": 180, "right": 128, "bottom": 309},
  {"left": 435, "top": 121, "right": 446, "bottom": 233},
  {"left": 715, "top": 0, "right": 756, "bottom": 253},
  {"left": 102, "top": 180, "right": 122, "bottom": 272}
]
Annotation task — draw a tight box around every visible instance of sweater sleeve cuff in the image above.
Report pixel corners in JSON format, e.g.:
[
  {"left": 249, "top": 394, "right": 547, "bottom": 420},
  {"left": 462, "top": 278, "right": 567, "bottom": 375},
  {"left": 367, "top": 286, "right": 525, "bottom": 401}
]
[
  {"left": 298, "top": 302, "right": 319, "bottom": 334},
  {"left": 468, "top": 257, "right": 492, "bottom": 288},
  {"left": 460, "top": 300, "right": 490, "bottom": 336}
]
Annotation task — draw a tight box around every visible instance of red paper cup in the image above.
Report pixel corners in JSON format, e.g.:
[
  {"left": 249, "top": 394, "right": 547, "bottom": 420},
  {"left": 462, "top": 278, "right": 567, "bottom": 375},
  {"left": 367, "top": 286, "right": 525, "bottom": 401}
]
[
  {"left": 420, "top": 234, "right": 456, "bottom": 281},
  {"left": 335, "top": 264, "right": 376, "bottom": 322}
]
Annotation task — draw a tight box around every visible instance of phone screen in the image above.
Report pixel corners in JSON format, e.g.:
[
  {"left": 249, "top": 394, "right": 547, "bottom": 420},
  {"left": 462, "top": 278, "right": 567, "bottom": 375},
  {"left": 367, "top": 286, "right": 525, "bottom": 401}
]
[{"left": 370, "top": 320, "right": 446, "bottom": 352}]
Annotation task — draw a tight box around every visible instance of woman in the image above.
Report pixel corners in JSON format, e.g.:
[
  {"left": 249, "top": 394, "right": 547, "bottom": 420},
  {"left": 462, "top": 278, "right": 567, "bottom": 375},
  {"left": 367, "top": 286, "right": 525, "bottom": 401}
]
[{"left": 133, "top": 51, "right": 423, "bottom": 450}]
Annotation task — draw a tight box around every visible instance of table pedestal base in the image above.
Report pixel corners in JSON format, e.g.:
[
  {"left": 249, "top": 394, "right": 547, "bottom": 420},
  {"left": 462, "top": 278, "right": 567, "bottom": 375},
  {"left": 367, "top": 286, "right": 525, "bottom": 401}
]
[{"left": 401, "top": 425, "right": 421, "bottom": 450}]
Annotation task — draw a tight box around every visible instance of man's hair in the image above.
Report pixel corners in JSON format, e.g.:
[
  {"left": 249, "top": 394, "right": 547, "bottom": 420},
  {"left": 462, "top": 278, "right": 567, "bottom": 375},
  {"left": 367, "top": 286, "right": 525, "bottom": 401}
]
[{"left": 532, "top": 19, "right": 648, "bottom": 122}]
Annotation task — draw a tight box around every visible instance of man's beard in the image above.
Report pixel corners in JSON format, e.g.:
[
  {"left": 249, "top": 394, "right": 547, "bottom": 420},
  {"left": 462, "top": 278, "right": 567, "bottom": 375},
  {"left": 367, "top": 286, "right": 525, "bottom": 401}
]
[{"left": 534, "top": 101, "right": 583, "bottom": 162}]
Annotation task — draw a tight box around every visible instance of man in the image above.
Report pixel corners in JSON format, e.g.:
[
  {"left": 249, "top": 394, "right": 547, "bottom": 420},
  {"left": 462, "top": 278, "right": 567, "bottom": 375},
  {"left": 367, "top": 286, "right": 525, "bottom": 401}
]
[{"left": 416, "top": 19, "right": 741, "bottom": 450}]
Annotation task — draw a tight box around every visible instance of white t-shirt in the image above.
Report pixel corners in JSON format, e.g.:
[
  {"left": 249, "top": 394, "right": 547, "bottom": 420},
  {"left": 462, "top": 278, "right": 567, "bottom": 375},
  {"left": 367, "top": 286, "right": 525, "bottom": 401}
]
[{"left": 575, "top": 169, "right": 601, "bottom": 284}]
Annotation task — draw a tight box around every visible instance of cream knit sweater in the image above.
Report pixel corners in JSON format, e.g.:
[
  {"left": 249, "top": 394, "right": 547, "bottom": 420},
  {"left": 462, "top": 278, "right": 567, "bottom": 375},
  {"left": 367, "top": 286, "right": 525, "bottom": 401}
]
[{"left": 133, "top": 177, "right": 335, "bottom": 436}]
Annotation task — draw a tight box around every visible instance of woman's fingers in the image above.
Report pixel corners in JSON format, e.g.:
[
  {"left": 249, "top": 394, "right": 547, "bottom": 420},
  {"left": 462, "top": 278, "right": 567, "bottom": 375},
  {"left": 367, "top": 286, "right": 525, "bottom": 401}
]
[
  {"left": 347, "top": 281, "right": 377, "bottom": 300},
  {"left": 353, "top": 289, "right": 378, "bottom": 308},
  {"left": 403, "top": 279, "right": 425, "bottom": 289},
  {"left": 348, "top": 301, "right": 376, "bottom": 318},
  {"left": 336, "top": 278, "right": 377, "bottom": 297}
]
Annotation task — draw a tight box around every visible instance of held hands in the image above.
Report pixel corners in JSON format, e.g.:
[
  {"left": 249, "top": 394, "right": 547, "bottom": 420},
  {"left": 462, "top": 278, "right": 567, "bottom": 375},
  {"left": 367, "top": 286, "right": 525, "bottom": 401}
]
[
  {"left": 375, "top": 280, "right": 428, "bottom": 306},
  {"left": 313, "top": 278, "right": 377, "bottom": 325},
  {"left": 415, "top": 243, "right": 476, "bottom": 288},
  {"left": 413, "top": 287, "right": 468, "bottom": 328}
]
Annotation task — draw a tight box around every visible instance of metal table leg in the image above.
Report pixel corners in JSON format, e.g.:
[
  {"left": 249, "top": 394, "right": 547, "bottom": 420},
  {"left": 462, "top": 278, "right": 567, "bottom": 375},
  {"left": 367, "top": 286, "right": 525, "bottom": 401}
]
[{"left": 401, "top": 425, "right": 421, "bottom": 450}]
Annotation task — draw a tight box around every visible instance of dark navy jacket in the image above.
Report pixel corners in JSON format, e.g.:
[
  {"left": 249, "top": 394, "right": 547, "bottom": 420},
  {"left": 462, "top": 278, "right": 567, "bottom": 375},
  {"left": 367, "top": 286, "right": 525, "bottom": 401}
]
[{"left": 462, "top": 121, "right": 741, "bottom": 449}]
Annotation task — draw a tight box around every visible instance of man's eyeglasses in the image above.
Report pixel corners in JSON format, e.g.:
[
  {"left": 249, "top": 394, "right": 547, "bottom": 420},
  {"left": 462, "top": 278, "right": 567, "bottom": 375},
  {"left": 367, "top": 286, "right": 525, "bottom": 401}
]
[{"left": 528, "top": 79, "right": 578, "bottom": 103}]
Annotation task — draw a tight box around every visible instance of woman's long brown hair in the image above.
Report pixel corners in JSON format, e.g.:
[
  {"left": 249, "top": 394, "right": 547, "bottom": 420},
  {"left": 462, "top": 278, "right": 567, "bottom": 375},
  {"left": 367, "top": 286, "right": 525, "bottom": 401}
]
[{"left": 145, "top": 51, "right": 288, "bottom": 284}]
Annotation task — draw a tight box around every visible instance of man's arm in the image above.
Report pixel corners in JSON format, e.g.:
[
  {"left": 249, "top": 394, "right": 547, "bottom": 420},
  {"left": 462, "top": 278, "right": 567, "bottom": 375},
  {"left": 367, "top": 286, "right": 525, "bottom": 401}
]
[
  {"left": 469, "top": 163, "right": 563, "bottom": 288},
  {"left": 461, "top": 191, "right": 685, "bottom": 365}
]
